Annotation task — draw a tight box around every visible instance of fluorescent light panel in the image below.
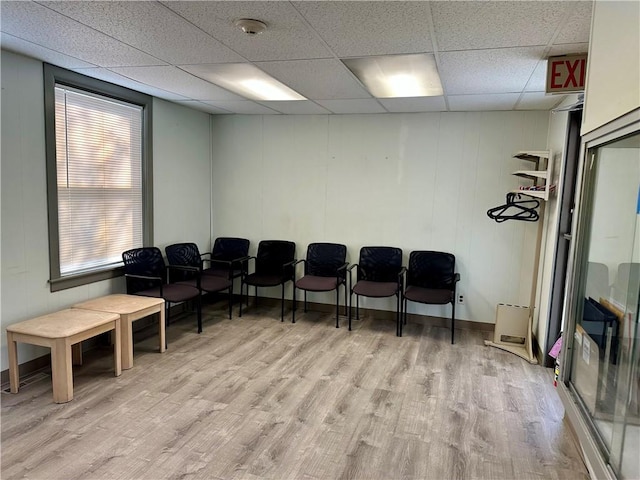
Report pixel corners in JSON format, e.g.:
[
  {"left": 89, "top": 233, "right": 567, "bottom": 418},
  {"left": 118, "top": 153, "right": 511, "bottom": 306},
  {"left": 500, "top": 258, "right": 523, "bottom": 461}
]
[
  {"left": 343, "top": 53, "right": 443, "bottom": 98},
  {"left": 183, "top": 63, "right": 306, "bottom": 101}
]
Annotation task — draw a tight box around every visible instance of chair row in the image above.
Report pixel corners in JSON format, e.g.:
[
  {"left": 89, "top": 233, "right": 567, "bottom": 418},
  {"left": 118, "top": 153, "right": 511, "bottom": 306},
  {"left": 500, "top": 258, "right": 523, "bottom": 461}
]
[{"left": 121, "top": 238, "right": 460, "bottom": 343}]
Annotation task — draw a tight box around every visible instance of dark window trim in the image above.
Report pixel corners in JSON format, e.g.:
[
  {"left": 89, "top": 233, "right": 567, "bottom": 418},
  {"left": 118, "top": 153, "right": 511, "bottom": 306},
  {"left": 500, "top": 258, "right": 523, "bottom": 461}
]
[{"left": 44, "top": 63, "right": 153, "bottom": 292}]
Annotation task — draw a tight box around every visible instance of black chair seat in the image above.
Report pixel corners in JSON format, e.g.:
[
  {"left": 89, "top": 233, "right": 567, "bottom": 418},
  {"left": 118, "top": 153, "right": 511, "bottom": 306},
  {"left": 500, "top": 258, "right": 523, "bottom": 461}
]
[
  {"left": 404, "top": 286, "right": 452, "bottom": 304},
  {"left": 295, "top": 275, "right": 341, "bottom": 292},
  {"left": 136, "top": 284, "right": 200, "bottom": 304},
  {"left": 203, "top": 266, "right": 243, "bottom": 279},
  {"left": 178, "top": 275, "right": 232, "bottom": 293},
  {"left": 353, "top": 280, "right": 398, "bottom": 298}
]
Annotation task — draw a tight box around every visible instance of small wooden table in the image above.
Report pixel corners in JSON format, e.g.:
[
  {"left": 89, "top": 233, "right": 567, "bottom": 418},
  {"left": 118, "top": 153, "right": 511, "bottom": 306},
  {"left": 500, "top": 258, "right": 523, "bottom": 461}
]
[
  {"left": 73, "top": 294, "right": 165, "bottom": 370},
  {"left": 6, "top": 309, "right": 121, "bottom": 404}
]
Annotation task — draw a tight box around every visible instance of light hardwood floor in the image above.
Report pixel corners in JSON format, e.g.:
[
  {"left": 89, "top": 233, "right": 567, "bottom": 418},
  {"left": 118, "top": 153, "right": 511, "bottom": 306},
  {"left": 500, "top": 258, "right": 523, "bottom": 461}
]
[{"left": 1, "top": 300, "right": 589, "bottom": 480}]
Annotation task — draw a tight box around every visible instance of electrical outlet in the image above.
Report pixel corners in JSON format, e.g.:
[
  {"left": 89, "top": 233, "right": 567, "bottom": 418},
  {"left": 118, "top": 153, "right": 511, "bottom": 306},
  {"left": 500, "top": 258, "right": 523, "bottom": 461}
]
[{"left": 457, "top": 294, "right": 464, "bottom": 305}]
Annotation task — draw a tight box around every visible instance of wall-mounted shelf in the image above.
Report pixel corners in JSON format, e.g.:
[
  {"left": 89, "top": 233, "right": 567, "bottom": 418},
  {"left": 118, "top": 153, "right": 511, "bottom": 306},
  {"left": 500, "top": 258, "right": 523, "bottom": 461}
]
[{"left": 511, "top": 150, "right": 553, "bottom": 201}]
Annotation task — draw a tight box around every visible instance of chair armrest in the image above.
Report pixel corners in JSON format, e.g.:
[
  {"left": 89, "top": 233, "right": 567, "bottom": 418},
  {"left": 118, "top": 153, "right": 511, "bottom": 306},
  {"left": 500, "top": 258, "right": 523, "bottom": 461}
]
[
  {"left": 125, "top": 273, "right": 162, "bottom": 282},
  {"left": 336, "top": 262, "right": 349, "bottom": 280},
  {"left": 398, "top": 267, "right": 407, "bottom": 287},
  {"left": 454, "top": 273, "right": 461, "bottom": 282},
  {"left": 166, "top": 264, "right": 200, "bottom": 284},
  {"left": 293, "top": 259, "right": 306, "bottom": 267},
  {"left": 241, "top": 256, "right": 256, "bottom": 278}
]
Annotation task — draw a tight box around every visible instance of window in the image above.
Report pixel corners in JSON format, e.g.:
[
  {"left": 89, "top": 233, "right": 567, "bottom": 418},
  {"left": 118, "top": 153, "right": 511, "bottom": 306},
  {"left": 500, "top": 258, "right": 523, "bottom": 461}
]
[{"left": 44, "top": 64, "right": 153, "bottom": 291}]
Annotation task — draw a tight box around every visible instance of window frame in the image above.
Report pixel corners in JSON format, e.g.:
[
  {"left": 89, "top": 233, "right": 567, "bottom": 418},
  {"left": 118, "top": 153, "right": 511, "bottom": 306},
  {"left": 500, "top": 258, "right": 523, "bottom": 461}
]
[{"left": 44, "top": 64, "right": 153, "bottom": 292}]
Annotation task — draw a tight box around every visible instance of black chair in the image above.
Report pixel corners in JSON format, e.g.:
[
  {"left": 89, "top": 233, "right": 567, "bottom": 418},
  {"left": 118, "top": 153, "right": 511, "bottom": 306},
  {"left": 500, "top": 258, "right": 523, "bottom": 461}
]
[
  {"left": 292, "top": 242, "right": 348, "bottom": 327},
  {"left": 122, "top": 247, "right": 202, "bottom": 334},
  {"left": 402, "top": 251, "right": 460, "bottom": 343},
  {"left": 239, "top": 240, "right": 296, "bottom": 321},
  {"left": 202, "top": 237, "right": 251, "bottom": 299},
  {"left": 347, "top": 246, "right": 404, "bottom": 335},
  {"left": 165, "top": 243, "right": 233, "bottom": 322}
]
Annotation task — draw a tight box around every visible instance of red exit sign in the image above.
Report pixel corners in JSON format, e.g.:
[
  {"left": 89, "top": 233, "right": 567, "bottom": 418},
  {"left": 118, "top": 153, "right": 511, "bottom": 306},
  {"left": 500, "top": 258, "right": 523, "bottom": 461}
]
[{"left": 546, "top": 53, "right": 588, "bottom": 93}]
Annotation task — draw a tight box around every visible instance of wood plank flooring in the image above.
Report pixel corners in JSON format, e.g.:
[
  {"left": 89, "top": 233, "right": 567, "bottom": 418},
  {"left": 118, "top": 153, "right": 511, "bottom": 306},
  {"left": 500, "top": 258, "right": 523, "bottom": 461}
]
[{"left": 1, "top": 300, "right": 589, "bottom": 480}]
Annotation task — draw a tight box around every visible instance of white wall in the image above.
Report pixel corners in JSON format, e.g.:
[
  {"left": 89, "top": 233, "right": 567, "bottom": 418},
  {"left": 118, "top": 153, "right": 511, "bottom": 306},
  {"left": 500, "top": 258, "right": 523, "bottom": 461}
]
[
  {"left": 582, "top": 0, "right": 640, "bottom": 134},
  {"left": 211, "top": 112, "right": 549, "bottom": 325},
  {"left": 0, "top": 51, "right": 212, "bottom": 369}
]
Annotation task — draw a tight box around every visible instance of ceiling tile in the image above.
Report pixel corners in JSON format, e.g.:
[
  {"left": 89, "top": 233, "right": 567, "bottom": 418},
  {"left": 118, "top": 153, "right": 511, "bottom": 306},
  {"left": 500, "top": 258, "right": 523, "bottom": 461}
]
[
  {"left": 432, "top": 1, "right": 567, "bottom": 51},
  {"left": 162, "top": 1, "right": 331, "bottom": 62},
  {"left": 315, "top": 99, "right": 386, "bottom": 114},
  {"left": 202, "top": 100, "right": 281, "bottom": 115},
  {"left": 1, "top": 32, "right": 96, "bottom": 69},
  {"left": 516, "top": 92, "right": 565, "bottom": 110},
  {"left": 440, "top": 47, "right": 545, "bottom": 95},
  {"left": 255, "top": 59, "right": 371, "bottom": 100},
  {"left": 292, "top": 1, "right": 433, "bottom": 57},
  {"left": 554, "top": 1, "right": 593, "bottom": 44},
  {"left": 525, "top": 43, "right": 589, "bottom": 92},
  {"left": 378, "top": 97, "right": 447, "bottom": 113},
  {"left": 0, "top": 1, "right": 164, "bottom": 67},
  {"left": 108, "top": 66, "right": 245, "bottom": 101},
  {"left": 40, "top": 1, "right": 245, "bottom": 65},
  {"left": 72, "top": 67, "right": 189, "bottom": 101},
  {"left": 172, "top": 101, "right": 233, "bottom": 115},
  {"left": 448, "top": 94, "right": 520, "bottom": 111},
  {"left": 258, "top": 101, "right": 330, "bottom": 115}
]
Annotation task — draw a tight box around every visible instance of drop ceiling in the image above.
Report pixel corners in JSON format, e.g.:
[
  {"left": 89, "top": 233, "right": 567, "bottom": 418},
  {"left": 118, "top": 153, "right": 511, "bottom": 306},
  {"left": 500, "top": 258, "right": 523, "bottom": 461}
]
[{"left": 0, "top": 1, "right": 593, "bottom": 115}]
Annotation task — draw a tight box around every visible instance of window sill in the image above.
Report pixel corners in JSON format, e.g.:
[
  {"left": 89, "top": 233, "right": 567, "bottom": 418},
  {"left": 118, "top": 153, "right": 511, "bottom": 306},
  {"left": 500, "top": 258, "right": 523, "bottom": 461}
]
[{"left": 49, "top": 266, "right": 124, "bottom": 292}]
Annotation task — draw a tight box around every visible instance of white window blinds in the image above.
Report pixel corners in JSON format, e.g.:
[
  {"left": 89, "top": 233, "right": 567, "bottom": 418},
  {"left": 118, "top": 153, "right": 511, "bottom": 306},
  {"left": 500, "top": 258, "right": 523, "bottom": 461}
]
[{"left": 54, "top": 85, "right": 143, "bottom": 275}]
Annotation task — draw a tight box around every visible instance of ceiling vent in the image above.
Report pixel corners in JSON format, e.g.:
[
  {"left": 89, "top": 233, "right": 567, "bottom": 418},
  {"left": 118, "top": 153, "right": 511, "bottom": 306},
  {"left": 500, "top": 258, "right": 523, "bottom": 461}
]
[{"left": 234, "top": 19, "right": 267, "bottom": 35}]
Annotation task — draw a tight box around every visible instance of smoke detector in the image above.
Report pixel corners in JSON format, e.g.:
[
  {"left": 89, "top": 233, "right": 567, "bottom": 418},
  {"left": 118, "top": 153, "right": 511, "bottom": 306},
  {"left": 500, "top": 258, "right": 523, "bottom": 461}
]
[{"left": 234, "top": 19, "right": 267, "bottom": 35}]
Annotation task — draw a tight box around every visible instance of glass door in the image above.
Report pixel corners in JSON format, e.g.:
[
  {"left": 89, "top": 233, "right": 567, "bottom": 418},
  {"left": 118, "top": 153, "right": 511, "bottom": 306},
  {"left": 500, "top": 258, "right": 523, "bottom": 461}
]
[{"left": 567, "top": 131, "right": 639, "bottom": 479}]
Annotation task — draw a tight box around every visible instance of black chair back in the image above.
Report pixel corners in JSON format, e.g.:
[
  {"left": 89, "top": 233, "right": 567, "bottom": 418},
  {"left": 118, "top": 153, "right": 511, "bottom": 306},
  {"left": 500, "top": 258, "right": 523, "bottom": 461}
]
[
  {"left": 165, "top": 242, "right": 201, "bottom": 282},
  {"left": 306, "top": 242, "right": 347, "bottom": 278},
  {"left": 122, "top": 247, "right": 166, "bottom": 293},
  {"left": 358, "top": 246, "right": 403, "bottom": 282},
  {"left": 256, "top": 240, "right": 296, "bottom": 277},
  {"left": 212, "top": 237, "right": 250, "bottom": 265},
  {"left": 407, "top": 251, "right": 456, "bottom": 289}
]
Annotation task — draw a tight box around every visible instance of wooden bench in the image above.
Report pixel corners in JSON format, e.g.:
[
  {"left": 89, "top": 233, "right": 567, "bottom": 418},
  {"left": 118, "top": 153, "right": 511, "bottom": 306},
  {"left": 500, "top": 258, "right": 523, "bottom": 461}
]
[
  {"left": 73, "top": 294, "right": 165, "bottom": 370},
  {"left": 6, "top": 309, "right": 121, "bottom": 403}
]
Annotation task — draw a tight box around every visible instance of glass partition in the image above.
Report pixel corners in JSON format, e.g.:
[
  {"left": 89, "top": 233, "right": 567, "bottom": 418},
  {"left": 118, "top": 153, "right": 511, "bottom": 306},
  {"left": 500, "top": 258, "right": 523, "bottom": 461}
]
[{"left": 567, "top": 131, "right": 639, "bottom": 479}]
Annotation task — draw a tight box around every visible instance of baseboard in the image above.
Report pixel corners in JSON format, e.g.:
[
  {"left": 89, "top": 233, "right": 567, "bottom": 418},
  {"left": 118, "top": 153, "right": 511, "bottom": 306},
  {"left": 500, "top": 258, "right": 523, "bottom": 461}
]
[
  {"left": 0, "top": 354, "right": 51, "bottom": 386},
  {"left": 241, "top": 295, "right": 494, "bottom": 332}
]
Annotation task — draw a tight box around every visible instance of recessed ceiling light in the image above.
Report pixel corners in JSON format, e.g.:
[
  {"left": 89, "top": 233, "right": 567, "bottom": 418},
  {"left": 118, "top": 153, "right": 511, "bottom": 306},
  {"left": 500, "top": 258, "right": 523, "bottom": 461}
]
[
  {"left": 342, "top": 53, "right": 444, "bottom": 98},
  {"left": 182, "top": 64, "right": 306, "bottom": 101}
]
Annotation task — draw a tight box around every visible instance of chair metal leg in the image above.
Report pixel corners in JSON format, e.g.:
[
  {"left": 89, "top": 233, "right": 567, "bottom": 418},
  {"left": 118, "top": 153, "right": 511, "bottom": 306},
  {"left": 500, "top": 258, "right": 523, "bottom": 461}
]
[
  {"left": 348, "top": 291, "right": 352, "bottom": 331},
  {"left": 280, "top": 283, "right": 285, "bottom": 322},
  {"left": 356, "top": 295, "right": 360, "bottom": 320},
  {"left": 228, "top": 287, "right": 232, "bottom": 320},
  {"left": 451, "top": 301, "right": 456, "bottom": 344},
  {"left": 344, "top": 282, "right": 348, "bottom": 317},
  {"left": 196, "top": 295, "right": 202, "bottom": 334},
  {"left": 292, "top": 283, "right": 296, "bottom": 323},
  {"left": 304, "top": 291, "right": 308, "bottom": 312},
  {"left": 239, "top": 281, "right": 244, "bottom": 317},
  {"left": 165, "top": 301, "right": 170, "bottom": 350},
  {"left": 335, "top": 287, "right": 340, "bottom": 328}
]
